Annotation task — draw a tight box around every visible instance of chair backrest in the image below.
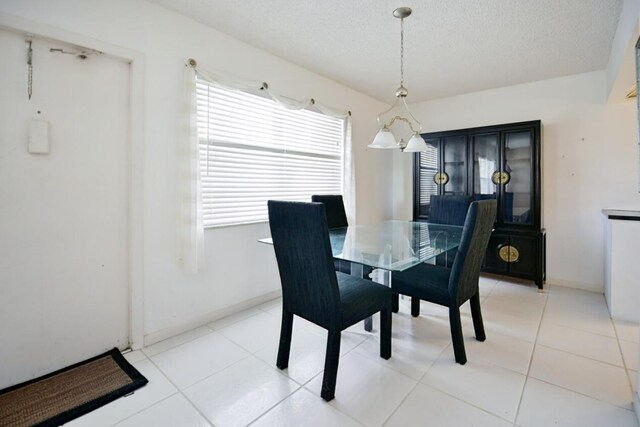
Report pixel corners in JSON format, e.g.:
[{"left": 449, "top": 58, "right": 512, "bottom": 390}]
[
  {"left": 448, "top": 200, "right": 497, "bottom": 303},
  {"left": 311, "top": 195, "right": 348, "bottom": 229},
  {"left": 429, "top": 195, "right": 473, "bottom": 226},
  {"left": 268, "top": 200, "right": 341, "bottom": 329}
]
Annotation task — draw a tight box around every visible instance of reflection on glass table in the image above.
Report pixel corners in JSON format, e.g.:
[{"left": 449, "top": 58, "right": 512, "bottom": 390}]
[{"left": 326, "top": 220, "right": 463, "bottom": 272}]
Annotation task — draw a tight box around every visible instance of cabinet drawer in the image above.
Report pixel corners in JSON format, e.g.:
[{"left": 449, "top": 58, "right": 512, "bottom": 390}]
[
  {"left": 483, "top": 233, "right": 509, "bottom": 273},
  {"left": 507, "top": 235, "right": 538, "bottom": 277}
]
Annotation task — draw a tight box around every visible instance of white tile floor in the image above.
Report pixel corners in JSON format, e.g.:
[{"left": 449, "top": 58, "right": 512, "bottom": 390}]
[{"left": 67, "top": 277, "right": 640, "bottom": 426}]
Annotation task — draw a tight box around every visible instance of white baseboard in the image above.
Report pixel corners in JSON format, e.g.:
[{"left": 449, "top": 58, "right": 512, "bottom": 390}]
[
  {"left": 143, "top": 289, "right": 282, "bottom": 347},
  {"left": 545, "top": 277, "right": 603, "bottom": 293}
]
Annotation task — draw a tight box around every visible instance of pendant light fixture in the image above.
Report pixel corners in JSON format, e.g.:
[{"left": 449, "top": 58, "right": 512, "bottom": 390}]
[{"left": 368, "top": 7, "right": 428, "bottom": 152}]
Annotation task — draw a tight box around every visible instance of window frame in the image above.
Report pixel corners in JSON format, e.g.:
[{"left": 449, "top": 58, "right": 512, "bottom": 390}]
[{"left": 195, "top": 76, "right": 345, "bottom": 228}]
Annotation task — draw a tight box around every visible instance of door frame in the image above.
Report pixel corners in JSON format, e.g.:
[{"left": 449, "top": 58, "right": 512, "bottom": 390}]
[{"left": 0, "top": 13, "right": 145, "bottom": 350}]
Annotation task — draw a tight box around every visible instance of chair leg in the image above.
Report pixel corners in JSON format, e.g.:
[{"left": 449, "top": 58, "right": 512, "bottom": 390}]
[
  {"left": 392, "top": 293, "right": 399, "bottom": 313},
  {"left": 470, "top": 294, "right": 486, "bottom": 342},
  {"left": 321, "top": 330, "right": 341, "bottom": 401},
  {"left": 411, "top": 297, "right": 420, "bottom": 317},
  {"left": 449, "top": 305, "right": 467, "bottom": 365},
  {"left": 380, "top": 308, "right": 392, "bottom": 359},
  {"left": 276, "top": 310, "right": 294, "bottom": 370}
]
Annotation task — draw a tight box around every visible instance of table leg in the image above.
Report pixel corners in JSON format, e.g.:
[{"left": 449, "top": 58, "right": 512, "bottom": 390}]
[
  {"left": 349, "top": 261, "right": 374, "bottom": 332},
  {"left": 361, "top": 266, "right": 392, "bottom": 333},
  {"left": 364, "top": 316, "right": 373, "bottom": 332}
]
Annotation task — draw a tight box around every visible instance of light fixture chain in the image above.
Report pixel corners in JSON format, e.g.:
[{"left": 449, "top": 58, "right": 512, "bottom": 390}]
[
  {"left": 369, "top": 7, "right": 427, "bottom": 152},
  {"left": 400, "top": 17, "right": 404, "bottom": 87}
]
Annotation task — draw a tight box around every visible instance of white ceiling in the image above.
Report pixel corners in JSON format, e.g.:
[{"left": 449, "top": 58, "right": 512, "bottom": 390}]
[{"left": 148, "top": 0, "right": 623, "bottom": 104}]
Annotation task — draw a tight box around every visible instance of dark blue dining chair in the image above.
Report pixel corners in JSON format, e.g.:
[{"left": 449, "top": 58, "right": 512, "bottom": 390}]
[
  {"left": 391, "top": 200, "right": 497, "bottom": 365},
  {"left": 268, "top": 200, "right": 392, "bottom": 400},
  {"left": 429, "top": 194, "right": 472, "bottom": 226},
  {"left": 311, "top": 195, "right": 351, "bottom": 274},
  {"left": 311, "top": 195, "right": 348, "bottom": 228},
  {"left": 430, "top": 195, "right": 473, "bottom": 267},
  {"left": 392, "top": 195, "right": 472, "bottom": 312}
]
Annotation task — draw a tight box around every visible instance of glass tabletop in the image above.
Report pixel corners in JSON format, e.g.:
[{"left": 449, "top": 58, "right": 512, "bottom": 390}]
[
  {"left": 327, "top": 220, "right": 463, "bottom": 272},
  {"left": 260, "top": 220, "right": 463, "bottom": 272}
]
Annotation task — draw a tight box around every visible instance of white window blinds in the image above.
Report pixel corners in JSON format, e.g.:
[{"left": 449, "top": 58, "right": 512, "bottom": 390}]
[
  {"left": 196, "top": 76, "right": 344, "bottom": 227},
  {"left": 418, "top": 142, "right": 439, "bottom": 205}
]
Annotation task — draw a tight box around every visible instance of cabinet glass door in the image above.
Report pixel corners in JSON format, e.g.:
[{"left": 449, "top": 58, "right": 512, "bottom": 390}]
[
  {"left": 472, "top": 133, "right": 499, "bottom": 202},
  {"left": 442, "top": 135, "right": 467, "bottom": 195},
  {"left": 416, "top": 138, "right": 440, "bottom": 218},
  {"left": 503, "top": 130, "right": 533, "bottom": 225}
]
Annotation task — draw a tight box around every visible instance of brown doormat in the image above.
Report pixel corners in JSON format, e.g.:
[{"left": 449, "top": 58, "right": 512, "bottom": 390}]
[{"left": 0, "top": 348, "right": 148, "bottom": 427}]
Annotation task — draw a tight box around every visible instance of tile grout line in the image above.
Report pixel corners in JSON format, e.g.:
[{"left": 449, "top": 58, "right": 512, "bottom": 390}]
[
  {"left": 524, "top": 285, "right": 637, "bottom": 412},
  {"left": 406, "top": 380, "right": 518, "bottom": 425},
  {"left": 379, "top": 327, "right": 452, "bottom": 426},
  {"left": 141, "top": 328, "right": 216, "bottom": 359},
  {"left": 145, "top": 344, "right": 302, "bottom": 426},
  {"left": 141, "top": 303, "right": 270, "bottom": 360},
  {"left": 379, "top": 280, "right": 525, "bottom": 426},
  {"left": 534, "top": 342, "right": 627, "bottom": 370},
  {"left": 416, "top": 284, "right": 531, "bottom": 424},
  {"left": 611, "top": 319, "right": 637, "bottom": 401},
  {"left": 381, "top": 333, "right": 518, "bottom": 424},
  {"left": 528, "top": 376, "right": 637, "bottom": 412},
  {"left": 105, "top": 353, "right": 215, "bottom": 427},
  {"left": 243, "top": 319, "right": 379, "bottom": 425},
  {"left": 542, "top": 317, "right": 619, "bottom": 340},
  {"left": 241, "top": 382, "right": 307, "bottom": 426},
  {"left": 383, "top": 290, "right": 508, "bottom": 425},
  {"left": 508, "top": 285, "right": 635, "bottom": 416},
  {"left": 107, "top": 392, "right": 185, "bottom": 427},
  {"left": 511, "top": 283, "right": 550, "bottom": 425},
  {"left": 273, "top": 338, "right": 375, "bottom": 427},
  {"left": 142, "top": 351, "right": 229, "bottom": 427}
]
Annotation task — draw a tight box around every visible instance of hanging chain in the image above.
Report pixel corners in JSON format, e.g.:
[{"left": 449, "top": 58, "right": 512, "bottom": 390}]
[
  {"left": 27, "top": 39, "right": 33, "bottom": 100},
  {"left": 400, "top": 17, "right": 404, "bottom": 87}
]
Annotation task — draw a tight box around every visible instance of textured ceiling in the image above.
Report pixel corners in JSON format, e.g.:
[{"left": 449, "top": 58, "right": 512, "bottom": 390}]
[{"left": 147, "top": 0, "right": 623, "bottom": 104}]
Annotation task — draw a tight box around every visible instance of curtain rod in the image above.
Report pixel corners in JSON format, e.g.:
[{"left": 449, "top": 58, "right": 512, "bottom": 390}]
[{"left": 187, "top": 58, "right": 351, "bottom": 117}]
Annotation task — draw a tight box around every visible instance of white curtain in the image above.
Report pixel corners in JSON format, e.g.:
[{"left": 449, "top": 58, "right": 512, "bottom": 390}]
[
  {"left": 180, "top": 58, "right": 355, "bottom": 272},
  {"left": 342, "top": 116, "right": 356, "bottom": 224},
  {"left": 179, "top": 64, "right": 204, "bottom": 274}
]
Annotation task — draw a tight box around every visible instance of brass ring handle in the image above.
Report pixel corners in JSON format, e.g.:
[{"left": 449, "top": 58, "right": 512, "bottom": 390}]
[
  {"left": 508, "top": 245, "right": 519, "bottom": 262},
  {"left": 498, "top": 245, "right": 520, "bottom": 263},
  {"left": 498, "top": 246, "right": 510, "bottom": 262},
  {"left": 433, "top": 172, "right": 449, "bottom": 185},
  {"left": 502, "top": 171, "right": 511, "bottom": 185},
  {"left": 491, "top": 171, "right": 510, "bottom": 185}
]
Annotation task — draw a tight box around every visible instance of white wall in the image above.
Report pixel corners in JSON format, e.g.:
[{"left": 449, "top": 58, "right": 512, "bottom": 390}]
[
  {"left": 394, "top": 71, "right": 640, "bottom": 291},
  {"left": 0, "top": 0, "right": 391, "bottom": 345}
]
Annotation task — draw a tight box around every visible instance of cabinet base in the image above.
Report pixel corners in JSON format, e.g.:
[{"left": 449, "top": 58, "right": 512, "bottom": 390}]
[{"left": 480, "top": 270, "right": 545, "bottom": 290}]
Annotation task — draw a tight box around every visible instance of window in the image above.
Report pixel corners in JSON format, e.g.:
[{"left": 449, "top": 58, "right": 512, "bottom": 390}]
[
  {"left": 476, "top": 157, "right": 495, "bottom": 194},
  {"left": 196, "top": 77, "right": 344, "bottom": 227},
  {"left": 415, "top": 140, "right": 439, "bottom": 219}
]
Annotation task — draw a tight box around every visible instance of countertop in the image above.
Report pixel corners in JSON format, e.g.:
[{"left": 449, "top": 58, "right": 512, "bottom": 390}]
[{"left": 602, "top": 207, "right": 640, "bottom": 218}]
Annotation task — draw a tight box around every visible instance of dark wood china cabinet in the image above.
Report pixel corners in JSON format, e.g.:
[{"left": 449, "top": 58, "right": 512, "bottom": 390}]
[{"left": 414, "top": 120, "right": 545, "bottom": 288}]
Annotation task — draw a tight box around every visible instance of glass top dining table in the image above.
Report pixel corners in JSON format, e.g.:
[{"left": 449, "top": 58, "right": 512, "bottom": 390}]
[{"left": 260, "top": 220, "right": 464, "bottom": 272}]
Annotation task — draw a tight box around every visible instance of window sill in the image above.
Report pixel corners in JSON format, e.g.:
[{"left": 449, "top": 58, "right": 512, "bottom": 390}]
[{"left": 204, "top": 219, "right": 269, "bottom": 230}]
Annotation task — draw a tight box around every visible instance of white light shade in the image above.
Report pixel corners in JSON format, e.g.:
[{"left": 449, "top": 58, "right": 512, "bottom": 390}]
[
  {"left": 403, "top": 133, "right": 428, "bottom": 152},
  {"left": 368, "top": 128, "right": 399, "bottom": 149}
]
